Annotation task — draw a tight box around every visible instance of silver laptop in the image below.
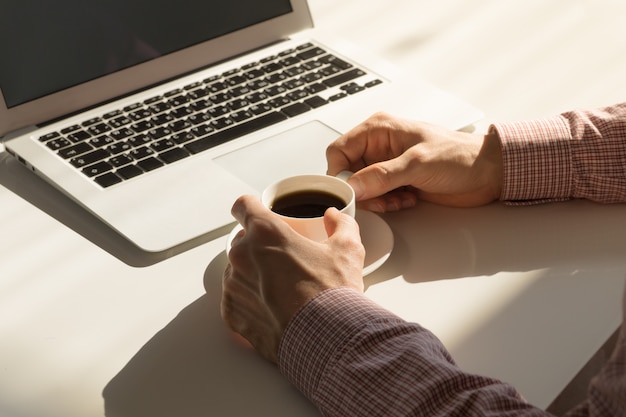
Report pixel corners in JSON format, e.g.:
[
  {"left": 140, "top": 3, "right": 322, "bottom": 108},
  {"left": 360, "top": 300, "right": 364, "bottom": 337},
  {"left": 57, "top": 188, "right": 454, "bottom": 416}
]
[{"left": 0, "top": 0, "right": 482, "bottom": 253}]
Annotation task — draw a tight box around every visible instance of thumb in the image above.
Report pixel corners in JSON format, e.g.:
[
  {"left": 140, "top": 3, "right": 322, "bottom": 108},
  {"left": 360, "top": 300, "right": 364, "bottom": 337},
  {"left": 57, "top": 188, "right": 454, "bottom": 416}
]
[
  {"left": 323, "top": 207, "right": 360, "bottom": 240},
  {"left": 347, "top": 156, "right": 412, "bottom": 201}
]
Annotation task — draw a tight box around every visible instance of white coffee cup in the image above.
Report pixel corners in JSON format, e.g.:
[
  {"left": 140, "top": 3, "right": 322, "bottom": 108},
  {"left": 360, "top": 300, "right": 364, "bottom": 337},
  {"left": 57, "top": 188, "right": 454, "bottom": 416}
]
[{"left": 261, "top": 173, "right": 356, "bottom": 242}]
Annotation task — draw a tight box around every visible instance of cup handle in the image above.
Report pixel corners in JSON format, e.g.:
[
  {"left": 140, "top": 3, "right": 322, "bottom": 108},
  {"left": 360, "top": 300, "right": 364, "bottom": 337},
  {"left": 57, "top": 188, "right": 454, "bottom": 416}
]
[{"left": 335, "top": 170, "right": 353, "bottom": 182}]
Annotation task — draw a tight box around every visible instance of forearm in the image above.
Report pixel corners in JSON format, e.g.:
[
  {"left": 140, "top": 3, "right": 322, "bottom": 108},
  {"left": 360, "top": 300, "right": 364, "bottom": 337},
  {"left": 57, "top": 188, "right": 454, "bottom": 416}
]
[
  {"left": 279, "top": 288, "right": 549, "bottom": 417},
  {"left": 492, "top": 103, "right": 626, "bottom": 204}
]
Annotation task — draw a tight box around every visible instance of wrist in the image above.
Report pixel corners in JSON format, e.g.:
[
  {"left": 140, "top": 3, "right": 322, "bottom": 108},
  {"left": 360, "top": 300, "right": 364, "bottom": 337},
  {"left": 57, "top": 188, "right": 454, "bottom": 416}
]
[{"left": 480, "top": 131, "right": 504, "bottom": 201}]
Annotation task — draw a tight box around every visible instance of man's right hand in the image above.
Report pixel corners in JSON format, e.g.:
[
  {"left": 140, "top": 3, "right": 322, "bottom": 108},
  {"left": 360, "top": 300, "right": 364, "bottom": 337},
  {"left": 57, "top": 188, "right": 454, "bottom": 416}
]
[{"left": 326, "top": 112, "right": 503, "bottom": 211}]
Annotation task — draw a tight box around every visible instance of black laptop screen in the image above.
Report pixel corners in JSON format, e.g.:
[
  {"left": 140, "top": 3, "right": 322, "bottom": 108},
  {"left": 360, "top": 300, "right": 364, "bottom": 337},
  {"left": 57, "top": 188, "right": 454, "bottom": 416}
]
[{"left": 0, "top": 0, "right": 293, "bottom": 108}]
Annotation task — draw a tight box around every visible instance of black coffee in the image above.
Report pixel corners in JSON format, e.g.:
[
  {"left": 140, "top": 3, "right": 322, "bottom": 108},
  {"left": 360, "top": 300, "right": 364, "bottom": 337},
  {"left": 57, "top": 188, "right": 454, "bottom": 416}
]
[{"left": 271, "top": 190, "right": 347, "bottom": 218}]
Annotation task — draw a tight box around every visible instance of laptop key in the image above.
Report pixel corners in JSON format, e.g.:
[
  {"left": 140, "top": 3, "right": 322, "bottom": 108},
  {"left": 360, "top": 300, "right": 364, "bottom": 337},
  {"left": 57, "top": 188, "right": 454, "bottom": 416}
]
[
  {"left": 282, "top": 102, "right": 312, "bottom": 117},
  {"left": 67, "top": 130, "right": 92, "bottom": 143},
  {"left": 110, "top": 128, "right": 134, "bottom": 141},
  {"left": 150, "top": 139, "right": 176, "bottom": 153},
  {"left": 210, "top": 117, "right": 235, "bottom": 130},
  {"left": 191, "top": 123, "right": 215, "bottom": 138},
  {"left": 58, "top": 142, "right": 94, "bottom": 159},
  {"left": 185, "top": 111, "right": 287, "bottom": 154},
  {"left": 148, "top": 126, "right": 172, "bottom": 140},
  {"left": 231, "top": 110, "right": 253, "bottom": 123},
  {"left": 244, "top": 68, "right": 265, "bottom": 80},
  {"left": 341, "top": 82, "right": 366, "bottom": 94},
  {"left": 61, "top": 124, "right": 81, "bottom": 135},
  {"left": 128, "top": 134, "right": 152, "bottom": 147},
  {"left": 71, "top": 148, "right": 110, "bottom": 168},
  {"left": 109, "top": 154, "right": 134, "bottom": 167},
  {"left": 207, "top": 105, "right": 230, "bottom": 118},
  {"left": 103, "top": 110, "right": 123, "bottom": 120},
  {"left": 151, "top": 113, "right": 174, "bottom": 125},
  {"left": 268, "top": 96, "right": 291, "bottom": 108},
  {"left": 249, "top": 103, "right": 273, "bottom": 115},
  {"left": 40, "top": 131, "right": 60, "bottom": 142},
  {"left": 83, "top": 161, "right": 113, "bottom": 177},
  {"left": 148, "top": 102, "right": 171, "bottom": 114},
  {"left": 287, "top": 89, "right": 309, "bottom": 101},
  {"left": 94, "top": 172, "right": 123, "bottom": 188},
  {"left": 319, "top": 55, "right": 353, "bottom": 70},
  {"left": 365, "top": 79, "right": 383, "bottom": 88},
  {"left": 302, "top": 72, "right": 323, "bottom": 83},
  {"left": 82, "top": 117, "right": 102, "bottom": 127},
  {"left": 131, "top": 120, "right": 153, "bottom": 133},
  {"left": 207, "top": 81, "right": 228, "bottom": 93},
  {"left": 328, "top": 92, "right": 348, "bottom": 101},
  {"left": 265, "top": 85, "right": 287, "bottom": 96},
  {"left": 169, "top": 119, "right": 192, "bottom": 132},
  {"left": 304, "top": 95, "right": 328, "bottom": 108},
  {"left": 171, "top": 132, "right": 196, "bottom": 144},
  {"left": 117, "top": 164, "right": 144, "bottom": 180},
  {"left": 323, "top": 68, "right": 366, "bottom": 87},
  {"left": 47, "top": 137, "right": 72, "bottom": 151},
  {"left": 226, "top": 75, "right": 247, "bottom": 87},
  {"left": 136, "top": 157, "right": 164, "bottom": 172},
  {"left": 130, "top": 146, "right": 154, "bottom": 160},
  {"left": 87, "top": 123, "right": 112, "bottom": 136},
  {"left": 262, "top": 62, "right": 283, "bottom": 74},
  {"left": 89, "top": 135, "right": 115, "bottom": 148},
  {"left": 159, "top": 147, "right": 190, "bottom": 164},
  {"left": 170, "top": 106, "right": 193, "bottom": 120},
  {"left": 107, "top": 142, "right": 132, "bottom": 155},
  {"left": 296, "top": 47, "right": 325, "bottom": 60},
  {"left": 129, "top": 108, "right": 152, "bottom": 121},
  {"left": 109, "top": 116, "right": 133, "bottom": 128},
  {"left": 305, "top": 83, "right": 327, "bottom": 94},
  {"left": 247, "top": 92, "right": 269, "bottom": 103}
]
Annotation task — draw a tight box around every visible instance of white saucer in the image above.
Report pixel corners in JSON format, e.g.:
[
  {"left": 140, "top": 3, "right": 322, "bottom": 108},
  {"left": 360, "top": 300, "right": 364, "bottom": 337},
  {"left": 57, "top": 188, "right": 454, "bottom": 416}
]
[{"left": 226, "top": 209, "right": 393, "bottom": 276}]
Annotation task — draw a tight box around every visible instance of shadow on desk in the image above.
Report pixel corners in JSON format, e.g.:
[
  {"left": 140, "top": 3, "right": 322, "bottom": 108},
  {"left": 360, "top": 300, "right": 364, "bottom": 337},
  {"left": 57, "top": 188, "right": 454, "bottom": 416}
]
[
  {"left": 102, "top": 251, "right": 320, "bottom": 417},
  {"left": 367, "top": 199, "right": 626, "bottom": 286},
  {"left": 0, "top": 153, "right": 230, "bottom": 267}
]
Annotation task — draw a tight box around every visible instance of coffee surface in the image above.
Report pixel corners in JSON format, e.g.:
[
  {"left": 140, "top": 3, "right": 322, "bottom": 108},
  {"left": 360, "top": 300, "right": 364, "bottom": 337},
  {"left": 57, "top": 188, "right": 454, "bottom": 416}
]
[{"left": 271, "top": 190, "right": 346, "bottom": 218}]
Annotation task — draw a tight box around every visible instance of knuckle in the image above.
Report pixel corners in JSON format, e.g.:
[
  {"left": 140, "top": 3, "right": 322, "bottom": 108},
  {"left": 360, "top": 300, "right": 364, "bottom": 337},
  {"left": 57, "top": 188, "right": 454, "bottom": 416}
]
[{"left": 368, "top": 163, "right": 393, "bottom": 188}]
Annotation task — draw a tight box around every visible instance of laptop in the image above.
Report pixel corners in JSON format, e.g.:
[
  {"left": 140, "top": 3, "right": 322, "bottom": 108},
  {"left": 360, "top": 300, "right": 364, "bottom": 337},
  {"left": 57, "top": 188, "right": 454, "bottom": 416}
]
[{"left": 0, "top": 0, "right": 483, "bottom": 253}]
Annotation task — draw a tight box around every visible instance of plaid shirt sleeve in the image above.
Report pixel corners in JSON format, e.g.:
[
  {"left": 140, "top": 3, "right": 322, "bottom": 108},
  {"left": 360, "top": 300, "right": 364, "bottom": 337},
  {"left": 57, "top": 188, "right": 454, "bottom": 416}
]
[
  {"left": 491, "top": 103, "right": 626, "bottom": 204},
  {"left": 279, "top": 288, "right": 547, "bottom": 416},
  {"left": 279, "top": 287, "right": 626, "bottom": 417}
]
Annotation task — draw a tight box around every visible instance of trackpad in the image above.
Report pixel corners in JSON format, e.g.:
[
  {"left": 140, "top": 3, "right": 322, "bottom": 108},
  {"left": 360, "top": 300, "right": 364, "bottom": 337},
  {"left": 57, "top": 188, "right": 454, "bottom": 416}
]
[{"left": 214, "top": 121, "right": 341, "bottom": 191}]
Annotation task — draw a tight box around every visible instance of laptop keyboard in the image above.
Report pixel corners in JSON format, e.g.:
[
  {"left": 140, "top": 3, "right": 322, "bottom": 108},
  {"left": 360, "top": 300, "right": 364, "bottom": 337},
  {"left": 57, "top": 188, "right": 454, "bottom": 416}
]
[{"left": 38, "top": 43, "right": 383, "bottom": 188}]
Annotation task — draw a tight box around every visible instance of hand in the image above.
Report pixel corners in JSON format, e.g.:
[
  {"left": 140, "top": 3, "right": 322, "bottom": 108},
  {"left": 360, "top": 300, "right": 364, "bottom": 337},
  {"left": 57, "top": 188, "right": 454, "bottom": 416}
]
[
  {"left": 326, "top": 112, "right": 503, "bottom": 211},
  {"left": 221, "top": 195, "right": 365, "bottom": 363}
]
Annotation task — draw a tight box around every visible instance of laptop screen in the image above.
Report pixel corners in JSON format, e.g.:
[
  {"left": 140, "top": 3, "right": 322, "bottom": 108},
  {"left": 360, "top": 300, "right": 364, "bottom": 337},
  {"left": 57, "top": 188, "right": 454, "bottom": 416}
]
[{"left": 0, "top": 0, "right": 293, "bottom": 108}]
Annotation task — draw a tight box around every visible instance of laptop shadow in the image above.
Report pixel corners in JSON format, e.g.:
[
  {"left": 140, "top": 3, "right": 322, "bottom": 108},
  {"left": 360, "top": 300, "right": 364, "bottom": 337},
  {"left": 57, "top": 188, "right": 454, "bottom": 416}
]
[{"left": 0, "top": 152, "right": 231, "bottom": 267}]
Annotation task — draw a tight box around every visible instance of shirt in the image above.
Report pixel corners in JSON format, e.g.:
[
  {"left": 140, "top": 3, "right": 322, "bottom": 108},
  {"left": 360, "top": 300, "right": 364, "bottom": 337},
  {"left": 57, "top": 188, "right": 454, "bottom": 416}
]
[{"left": 278, "top": 103, "right": 626, "bottom": 417}]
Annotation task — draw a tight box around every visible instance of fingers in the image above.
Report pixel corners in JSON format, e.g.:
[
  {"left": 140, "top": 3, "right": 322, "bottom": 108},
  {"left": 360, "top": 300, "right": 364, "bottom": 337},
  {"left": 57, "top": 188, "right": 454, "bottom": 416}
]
[
  {"left": 230, "top": 194, "right": 270, "bottom": 229},
  {"left": 326, "top": 112, "right": 400, "bottom": 177},
  {"left": 326, "top": 124, "right": 370, "bottom": 177},
  {"left": 221, "top": 262, "right": 280, "bottom": 363},
  {"left": 326, "top": 113, "right": 420, "bottom": 201},
  {"left": 347, "top": 154, "right": 415, "bottom": 201},
  {"left": 357, "top": 188, "right": 419, "bottom": 212}
]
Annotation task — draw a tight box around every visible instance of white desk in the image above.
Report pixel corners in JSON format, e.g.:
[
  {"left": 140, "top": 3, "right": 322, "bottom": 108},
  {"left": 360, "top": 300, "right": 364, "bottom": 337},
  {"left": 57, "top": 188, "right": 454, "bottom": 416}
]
[{"left": 1, "top": 1, "right": 625, "bottom": 416}]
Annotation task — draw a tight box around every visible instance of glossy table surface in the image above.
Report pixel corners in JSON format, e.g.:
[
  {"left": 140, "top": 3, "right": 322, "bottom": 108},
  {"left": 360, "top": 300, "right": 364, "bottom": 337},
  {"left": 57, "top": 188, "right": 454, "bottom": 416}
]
[{"left": 1, "top": 1, "right": 625, "bottom": 416}]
